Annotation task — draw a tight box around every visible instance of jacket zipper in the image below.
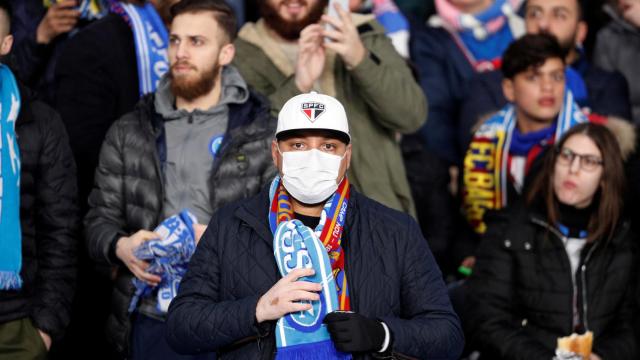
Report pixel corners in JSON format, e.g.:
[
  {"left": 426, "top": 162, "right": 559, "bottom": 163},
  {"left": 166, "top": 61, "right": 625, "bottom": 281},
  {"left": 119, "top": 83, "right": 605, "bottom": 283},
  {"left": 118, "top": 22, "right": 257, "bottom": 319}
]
[
  {"left": 530, "top": 218, "right": 585, "bottom": 333},
  {"left": 580, "top": 242, "right": 598, "bottom": 331}
]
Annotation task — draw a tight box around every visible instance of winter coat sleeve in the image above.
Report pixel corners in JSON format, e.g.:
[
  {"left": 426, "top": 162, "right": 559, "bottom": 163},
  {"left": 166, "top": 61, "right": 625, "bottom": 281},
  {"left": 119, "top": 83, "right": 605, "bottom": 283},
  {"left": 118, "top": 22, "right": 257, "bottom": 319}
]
[
  {"left": 593, "top": 28, "right": 616, "bottom": 74},
  {"left": 84, "top": 120, "right": 129, "bottom": 265},
  {"left": 7, "top": 2, "right": 50, "bottom": 87},
  {"left": 592, "top": 240, "right": 638, "bottom": 359},
  {"left": 348, "top": 23, "right": 427, "bottom": 134},
  {"left": 378, "top": 216, "right": 464, "bottom": 359},
  {"left": 466, "top": 214, "right": 553, "bottom": 360},
  {"left": 30, "top": 108, "right": 79, "bottom": 341},
  {"left": 166, "top": 214, "right": 264, "bottom": 354}
]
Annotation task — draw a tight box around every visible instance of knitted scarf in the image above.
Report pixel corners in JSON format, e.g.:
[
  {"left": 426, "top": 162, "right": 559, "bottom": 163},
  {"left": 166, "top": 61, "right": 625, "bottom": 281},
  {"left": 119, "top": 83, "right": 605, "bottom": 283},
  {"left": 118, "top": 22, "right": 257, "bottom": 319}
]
[
  {"left": 0, "top": 64, "right": 22, "bottom": 290},
  {"left": 433, "top": 0, "right": 524, "bottom": 71},
  {"left": 269, "top": 176, "right": 351, "bottom": 360},
  {"left": 463, "top": 90, "right": 587, "bottom": 234},
  {"left": 108, "top": 0, "right": 168, "bottom": 96},
  {"left": 128, "top": 210, "right": 198, "bottom": 313}
]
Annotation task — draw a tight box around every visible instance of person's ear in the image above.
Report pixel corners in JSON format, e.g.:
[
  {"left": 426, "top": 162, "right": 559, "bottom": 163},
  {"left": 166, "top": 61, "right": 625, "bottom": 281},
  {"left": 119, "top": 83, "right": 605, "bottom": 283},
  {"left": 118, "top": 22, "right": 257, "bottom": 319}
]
[
  {"left": 345, "top": 143, "right": 352, "bottom": 170},
  {"left": 575, "top": 21, "right": 587, "bottom": 47},
  {"left": 271, "top": 139, "right": 281, "bottom": 171},
  {"left": 0, "top": 34, "right": 14, "bottom": 56},
  {"left": 502, "top": 78, "right": 515, "bottom": 103},
  {"left": 218, "top": 43, "right": 235, "bottom": 66}
]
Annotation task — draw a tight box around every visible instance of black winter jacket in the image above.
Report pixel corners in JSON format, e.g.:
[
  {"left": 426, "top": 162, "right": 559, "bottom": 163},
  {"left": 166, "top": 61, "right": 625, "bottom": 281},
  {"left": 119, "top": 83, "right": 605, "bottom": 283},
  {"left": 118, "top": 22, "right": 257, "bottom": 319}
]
[
  {"left": 0, "top": 84, "right": 79, "bottom": 341},
  {"left": 167, "top": 187, "right": 464, "bottom": 359},
  {"left": 56, "top": 13, "right": 139, "bottom": 214},
  {"left": 467, "top": 204, "right": 637, "bottom": 360},
  {"left": 84, "top": 89, "right": 276, "bottom": 355}
]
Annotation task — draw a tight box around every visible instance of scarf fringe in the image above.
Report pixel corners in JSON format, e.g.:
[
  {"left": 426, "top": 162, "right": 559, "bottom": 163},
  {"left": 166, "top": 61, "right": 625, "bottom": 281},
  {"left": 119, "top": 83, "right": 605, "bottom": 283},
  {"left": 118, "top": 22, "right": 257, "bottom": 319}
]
[
  {"left": 276, "top": 340, "right": 351, "bottom": 360},
  {"left": 0, "top": 271, "right": 22, "bottom": 290}
]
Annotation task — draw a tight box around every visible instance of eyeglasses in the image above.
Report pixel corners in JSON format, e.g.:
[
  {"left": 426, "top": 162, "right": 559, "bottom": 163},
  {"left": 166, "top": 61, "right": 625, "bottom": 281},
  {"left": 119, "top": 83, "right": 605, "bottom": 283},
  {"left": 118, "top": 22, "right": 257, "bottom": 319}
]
[{"left": 556, "top": 147, "right": 603, "bottom": 172}]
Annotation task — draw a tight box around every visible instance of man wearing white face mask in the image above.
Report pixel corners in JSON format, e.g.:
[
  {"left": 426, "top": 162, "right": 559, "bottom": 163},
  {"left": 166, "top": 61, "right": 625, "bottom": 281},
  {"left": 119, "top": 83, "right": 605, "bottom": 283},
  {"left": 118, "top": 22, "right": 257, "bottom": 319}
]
[{"left": 166, "top": 92, "right": 464, "bottom": 359}]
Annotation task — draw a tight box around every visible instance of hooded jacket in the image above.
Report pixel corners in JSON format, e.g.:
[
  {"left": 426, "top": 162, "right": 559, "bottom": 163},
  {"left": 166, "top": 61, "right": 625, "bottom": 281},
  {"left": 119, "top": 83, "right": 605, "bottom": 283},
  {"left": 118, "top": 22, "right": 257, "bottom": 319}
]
[{"left": 84, "top": 71, "right": 277, "bottom": 355}]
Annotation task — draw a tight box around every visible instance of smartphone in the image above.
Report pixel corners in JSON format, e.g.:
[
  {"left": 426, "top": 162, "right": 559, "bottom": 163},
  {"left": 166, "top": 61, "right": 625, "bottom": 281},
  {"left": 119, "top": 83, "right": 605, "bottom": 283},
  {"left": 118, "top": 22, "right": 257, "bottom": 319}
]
[{"left": 325, "top": 0, "right": 350, "bottom": 42}]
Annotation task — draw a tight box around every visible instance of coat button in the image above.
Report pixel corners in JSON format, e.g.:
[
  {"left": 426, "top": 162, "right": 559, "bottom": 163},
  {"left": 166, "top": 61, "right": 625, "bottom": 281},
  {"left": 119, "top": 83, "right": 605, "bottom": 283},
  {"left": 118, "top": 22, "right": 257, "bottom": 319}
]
[
  {"left": 521, "top": 318, "right": 528, "bottom": 327},
  {"left": 524, "top": 242, "right": 531, "bottom": 250},
  {"left": 504, "top": 239, "right": 511, "bottom": 248}
]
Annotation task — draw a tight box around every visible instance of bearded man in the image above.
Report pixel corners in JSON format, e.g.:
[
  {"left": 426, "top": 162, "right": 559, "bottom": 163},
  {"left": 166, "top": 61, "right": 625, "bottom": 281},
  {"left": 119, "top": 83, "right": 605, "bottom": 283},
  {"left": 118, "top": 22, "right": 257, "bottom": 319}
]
[
  {"left": 84, "top": 0, "right": 277, "bottom": 358},
  {"left": 233, "top": 0, "right": 427, "bottom": 217}
]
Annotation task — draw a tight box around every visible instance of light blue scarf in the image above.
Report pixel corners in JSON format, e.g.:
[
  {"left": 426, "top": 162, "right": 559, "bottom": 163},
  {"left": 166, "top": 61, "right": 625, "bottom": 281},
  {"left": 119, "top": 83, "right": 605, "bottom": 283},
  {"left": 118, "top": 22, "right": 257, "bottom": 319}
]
[
  {"left": 108, "top": 0, "right": 169, "bottom": 96},
  {"left": 0, "top": 64, "right": 22, "bottom": 290},
  {"left": 269, "top": 177, "right": 351, "bottom": 360},
  {"left": 128, "top": 210, "right": 198, "bottom": 313}
]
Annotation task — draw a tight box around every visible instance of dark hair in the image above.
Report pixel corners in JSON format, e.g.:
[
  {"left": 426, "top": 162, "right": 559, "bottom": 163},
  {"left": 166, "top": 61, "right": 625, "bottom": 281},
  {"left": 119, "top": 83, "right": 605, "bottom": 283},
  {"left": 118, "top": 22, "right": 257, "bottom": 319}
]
[
  {"left": 0, "top": 0, "right": 12, "bottom": 31},
  {"left": 527, "top": 123, "right": 625, "bottom": 243},
  {"left": 501, "top": 33, "right": 567, "bottom": 79},
  {"left": 170, "top": 0, "right": 237, "bottom": 42}
]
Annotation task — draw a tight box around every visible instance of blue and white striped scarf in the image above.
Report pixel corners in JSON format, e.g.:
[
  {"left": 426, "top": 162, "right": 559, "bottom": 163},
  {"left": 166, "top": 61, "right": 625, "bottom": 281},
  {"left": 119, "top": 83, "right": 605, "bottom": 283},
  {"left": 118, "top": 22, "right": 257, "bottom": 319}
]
[
  {"left": 128, "top": 210, "right": 198, "bottom": 313},
  {"left": 0, "top": 64, "right": 22, "bottom": 290},
  {"left": 108, "top": 0, "right": 169, "bottom": 96}
]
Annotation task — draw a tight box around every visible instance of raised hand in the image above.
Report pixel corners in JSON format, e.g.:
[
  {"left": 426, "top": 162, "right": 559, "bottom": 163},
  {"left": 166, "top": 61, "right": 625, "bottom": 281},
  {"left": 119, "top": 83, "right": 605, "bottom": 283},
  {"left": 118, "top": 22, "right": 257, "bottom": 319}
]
[
  {"left": 36, "top": 0, "right": 81, "bottom": 44},
  {"left": 295, "top": 24, "right": 326, "bottom": 92},
  {"left": 321, "top": 3, "right": 367, "bottom": 69}
]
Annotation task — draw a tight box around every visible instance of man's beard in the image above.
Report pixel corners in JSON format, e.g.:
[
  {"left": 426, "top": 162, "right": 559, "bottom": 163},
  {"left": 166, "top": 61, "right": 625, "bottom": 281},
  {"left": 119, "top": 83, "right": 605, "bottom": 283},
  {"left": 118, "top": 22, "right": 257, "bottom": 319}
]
[
  {"left": 260, "top": 0, "right": 328, "bottom": 40},
  {"left": 169, "top": 62, "right": 221, "bottom": 101},
  {"left": 540, "top": 29, "right": 576, "bottom": 59}
]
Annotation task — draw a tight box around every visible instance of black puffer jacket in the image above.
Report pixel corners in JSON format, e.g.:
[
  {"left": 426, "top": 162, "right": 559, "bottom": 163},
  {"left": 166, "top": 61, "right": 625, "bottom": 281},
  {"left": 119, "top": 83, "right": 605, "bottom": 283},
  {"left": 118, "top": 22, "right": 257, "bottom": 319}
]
[
  {"left": 0, "top": 84, "right": 79, "bottom": 341},
  {"left": 167, "top": 187, "right": 464, "bottom": 359},
  {"left": 466, "top": 204, "right": 637, "bottom": 360},
  {"left": 84, "top": 90, "right": 276, "bottom": 355}
]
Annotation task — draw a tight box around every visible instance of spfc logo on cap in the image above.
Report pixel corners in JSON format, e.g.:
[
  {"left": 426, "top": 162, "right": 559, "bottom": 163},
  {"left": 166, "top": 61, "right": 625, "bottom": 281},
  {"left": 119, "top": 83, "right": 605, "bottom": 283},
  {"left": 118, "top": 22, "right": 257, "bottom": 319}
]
[{"left": 301, "top": 102, "right": 325, "bottom": 122}]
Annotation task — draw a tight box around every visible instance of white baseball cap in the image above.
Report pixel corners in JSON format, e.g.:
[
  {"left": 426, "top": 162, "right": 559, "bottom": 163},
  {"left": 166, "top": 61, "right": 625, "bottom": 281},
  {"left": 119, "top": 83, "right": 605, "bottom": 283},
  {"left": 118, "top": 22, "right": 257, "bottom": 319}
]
[{"left": 276, "top": 92, "right": 350, "bottom": 142}]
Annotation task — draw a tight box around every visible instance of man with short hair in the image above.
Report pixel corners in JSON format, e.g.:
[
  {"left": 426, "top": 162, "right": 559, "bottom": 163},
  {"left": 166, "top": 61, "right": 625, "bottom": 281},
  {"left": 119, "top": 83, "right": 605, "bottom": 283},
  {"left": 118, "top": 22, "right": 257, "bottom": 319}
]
[
  {"left": 233, "top": 0, "right": 426, "bottom": 216},
  {"left": 458, "top": 0, "right": 632, "bottom": 155},
  {"left": 0, "top": 1, "right": 79, "bottom": 357},
  {"left": 84, "top": 0, "right": 276, "bottom": 357},
  {"left": 166, "top": 92, "right": 463, "bottom": 359},
  {"left": 459, "top": 33, "right": 633, "bottom": 268}
]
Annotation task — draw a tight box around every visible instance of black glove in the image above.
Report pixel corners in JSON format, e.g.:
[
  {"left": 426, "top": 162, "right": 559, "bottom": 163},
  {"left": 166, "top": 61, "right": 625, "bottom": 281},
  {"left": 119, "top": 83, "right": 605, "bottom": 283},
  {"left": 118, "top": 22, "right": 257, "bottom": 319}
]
[{"left": 323, "top": 311, "right": 388, "bottom": 353}]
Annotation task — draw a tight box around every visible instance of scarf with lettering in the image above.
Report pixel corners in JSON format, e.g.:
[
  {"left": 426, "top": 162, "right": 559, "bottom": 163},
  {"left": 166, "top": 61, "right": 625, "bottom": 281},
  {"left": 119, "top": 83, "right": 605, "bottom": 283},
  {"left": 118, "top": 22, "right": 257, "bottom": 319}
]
[
  {"left": 269, "top": 175, "right": 351, "bottom": 360},
  {"left": 108, "top": 0, "right": 169, "bottom": 96},
  {"left": 463, "top": 90, "right": 586, "bottom": 234},
  {"left": 128, "top": 210, "right": 198, "bottom": 313},
  {"left": 0, "top": 64, "right": 22, "bottom": 290}
]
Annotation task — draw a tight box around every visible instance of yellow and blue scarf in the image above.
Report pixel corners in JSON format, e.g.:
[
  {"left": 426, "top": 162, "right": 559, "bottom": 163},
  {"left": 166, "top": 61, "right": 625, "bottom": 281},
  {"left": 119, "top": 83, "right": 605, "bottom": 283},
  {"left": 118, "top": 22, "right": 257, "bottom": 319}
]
[
  {"left": 463, "top": 90, "right": 586, "bottom": 234},
  {"left": 0, "top": 64, "right": 22, "bottom": 290},
  {"left": 269, "top": 176, "right": 351, "bottom": 360}
]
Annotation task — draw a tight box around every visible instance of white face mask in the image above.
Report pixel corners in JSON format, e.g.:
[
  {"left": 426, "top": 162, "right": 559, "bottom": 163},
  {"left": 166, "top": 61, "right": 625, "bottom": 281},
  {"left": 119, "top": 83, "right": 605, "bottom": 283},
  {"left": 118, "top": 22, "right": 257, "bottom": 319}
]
[{"left": 280, "top": 148, "right": 345, "bottom": 204}]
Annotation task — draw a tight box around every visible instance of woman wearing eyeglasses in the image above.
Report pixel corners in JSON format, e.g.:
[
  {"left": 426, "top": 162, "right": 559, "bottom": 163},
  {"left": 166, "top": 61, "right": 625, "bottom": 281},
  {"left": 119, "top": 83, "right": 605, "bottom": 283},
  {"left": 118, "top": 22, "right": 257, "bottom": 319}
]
[{"left": 465, "top": 122, "right": 637, "bottom": 360}]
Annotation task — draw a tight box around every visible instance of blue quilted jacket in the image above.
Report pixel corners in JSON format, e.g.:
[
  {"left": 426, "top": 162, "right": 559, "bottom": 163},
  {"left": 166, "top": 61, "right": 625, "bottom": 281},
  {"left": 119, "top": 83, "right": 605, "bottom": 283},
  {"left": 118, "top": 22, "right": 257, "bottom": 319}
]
[{"left": 167, "top": 186, "right": 464, "bottom": 359}]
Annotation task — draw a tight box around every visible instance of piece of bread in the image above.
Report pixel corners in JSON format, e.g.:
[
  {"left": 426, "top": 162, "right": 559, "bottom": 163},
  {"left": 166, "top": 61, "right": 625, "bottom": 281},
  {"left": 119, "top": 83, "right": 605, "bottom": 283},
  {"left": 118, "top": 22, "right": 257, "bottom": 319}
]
[{"left": 557, "top": 331, "right": 593, "bottom": 358}]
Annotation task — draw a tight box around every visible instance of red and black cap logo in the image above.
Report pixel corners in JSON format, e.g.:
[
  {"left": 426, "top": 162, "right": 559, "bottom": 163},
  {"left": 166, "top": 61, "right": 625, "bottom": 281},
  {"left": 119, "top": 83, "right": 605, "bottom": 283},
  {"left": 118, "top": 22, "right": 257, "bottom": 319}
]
[{"left": 301, "top": 102, "right": 325, "bottom": 122}]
